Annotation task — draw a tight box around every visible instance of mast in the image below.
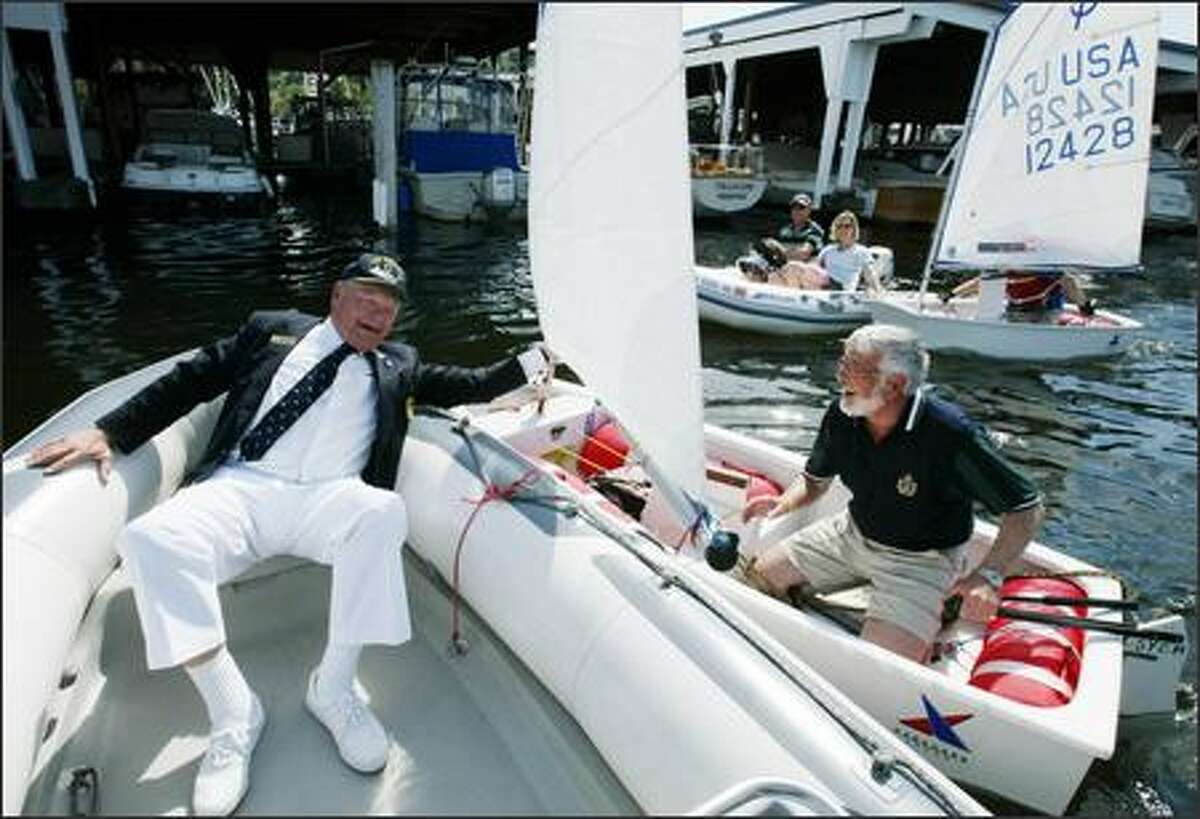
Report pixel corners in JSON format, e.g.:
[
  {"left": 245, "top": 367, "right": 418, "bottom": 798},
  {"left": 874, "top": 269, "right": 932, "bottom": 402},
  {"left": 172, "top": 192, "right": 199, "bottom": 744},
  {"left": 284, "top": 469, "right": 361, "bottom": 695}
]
[{"left": 917, "top": 15, "right": 1004, "bottom": 306}]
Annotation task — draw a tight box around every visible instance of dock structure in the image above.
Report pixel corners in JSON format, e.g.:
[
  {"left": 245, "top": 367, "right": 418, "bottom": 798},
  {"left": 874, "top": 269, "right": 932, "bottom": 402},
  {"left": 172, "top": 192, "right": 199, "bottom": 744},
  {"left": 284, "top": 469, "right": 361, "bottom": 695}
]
[
  {"left": 683, "top": 2, "right": 1197, "bottom": 217},
  {"left": 2, "top": 2, "right": 535, "bottom": 226},
  {"left": 3, "top": 3, "right": 96, "bottom": 209}
]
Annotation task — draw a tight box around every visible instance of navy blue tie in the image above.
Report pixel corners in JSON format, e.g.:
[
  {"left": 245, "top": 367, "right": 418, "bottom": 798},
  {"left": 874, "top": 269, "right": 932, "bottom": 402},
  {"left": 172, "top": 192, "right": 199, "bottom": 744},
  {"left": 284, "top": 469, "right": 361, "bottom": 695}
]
[{"left": 240, "top": 342, "right": 355, "bottom": 461}]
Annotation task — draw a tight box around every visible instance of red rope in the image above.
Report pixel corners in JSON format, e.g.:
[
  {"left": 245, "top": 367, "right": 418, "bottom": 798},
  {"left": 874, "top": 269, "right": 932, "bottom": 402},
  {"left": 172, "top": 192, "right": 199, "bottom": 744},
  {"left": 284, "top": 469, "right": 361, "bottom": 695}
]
[{"left": 450, "top": 468, "right": 542, "bottom": 644}]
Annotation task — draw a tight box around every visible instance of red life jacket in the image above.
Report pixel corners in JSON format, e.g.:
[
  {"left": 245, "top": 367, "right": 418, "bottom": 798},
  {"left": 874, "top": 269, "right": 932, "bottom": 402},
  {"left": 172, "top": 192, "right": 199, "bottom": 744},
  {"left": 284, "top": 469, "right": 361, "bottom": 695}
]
[{"left": 1006, "top": 274, "right": 1064, "bottom": 308}]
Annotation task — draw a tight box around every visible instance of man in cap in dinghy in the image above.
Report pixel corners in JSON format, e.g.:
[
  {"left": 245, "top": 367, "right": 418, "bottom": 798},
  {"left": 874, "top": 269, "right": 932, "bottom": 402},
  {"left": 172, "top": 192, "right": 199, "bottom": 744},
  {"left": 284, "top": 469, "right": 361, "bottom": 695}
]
[
  {"left": 776, "top": 192, "right": 824, "bottom": 261},
  {"left": 28, "top": 252, "right": 556, "bottom": 816},
  {"left": 740, "top": 324, "right": 1044, "bottom": 664}
]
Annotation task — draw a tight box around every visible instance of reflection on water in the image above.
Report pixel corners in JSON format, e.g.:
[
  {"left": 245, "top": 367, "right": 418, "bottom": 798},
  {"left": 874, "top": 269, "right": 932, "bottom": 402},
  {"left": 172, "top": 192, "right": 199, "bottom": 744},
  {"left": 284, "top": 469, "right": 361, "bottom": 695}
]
[{"left": 3, "top": 190, "right": 1195, "bottom": 816}]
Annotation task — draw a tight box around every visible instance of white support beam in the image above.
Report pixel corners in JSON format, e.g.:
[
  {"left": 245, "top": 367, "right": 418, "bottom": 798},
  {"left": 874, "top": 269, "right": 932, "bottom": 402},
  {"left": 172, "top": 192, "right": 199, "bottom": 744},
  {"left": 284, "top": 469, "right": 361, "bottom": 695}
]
[
  {"left": 838, "top": 100, "right": 868, "bottom": 189},
  {"left": 370, "top": 59, "right": 397, "bottom": 229},
  {"left": 1, "top": 2, "right": 65, "bottom": 32},
  {"left": 814, "top": 95, "right": 843, "bottom": 207},
  {"left": 2, "top": 30, "right": 37, "bottom": 180},
  {"left": 835, "top": 41, "right": 878, "bottom": 189},
  {"left": 718, "top": 58, "right": 737, "bottom": 148},
  {"left": 46, "top": 8, "right": 94, "bottom": 205}
]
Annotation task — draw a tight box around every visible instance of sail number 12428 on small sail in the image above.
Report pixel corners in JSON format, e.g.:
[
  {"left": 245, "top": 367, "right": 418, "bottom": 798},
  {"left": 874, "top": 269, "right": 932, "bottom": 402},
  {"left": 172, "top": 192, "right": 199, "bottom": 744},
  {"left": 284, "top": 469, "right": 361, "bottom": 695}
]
[{"left": 1006, "top": 34, "right": 1145, "bottom": 176}]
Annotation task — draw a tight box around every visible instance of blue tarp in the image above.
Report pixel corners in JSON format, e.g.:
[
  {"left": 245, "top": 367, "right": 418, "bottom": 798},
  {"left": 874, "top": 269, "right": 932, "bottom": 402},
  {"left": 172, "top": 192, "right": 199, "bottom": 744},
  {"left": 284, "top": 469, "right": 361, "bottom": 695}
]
[{"left": 402, "top": 130, "right": 520, "bottom": 172}]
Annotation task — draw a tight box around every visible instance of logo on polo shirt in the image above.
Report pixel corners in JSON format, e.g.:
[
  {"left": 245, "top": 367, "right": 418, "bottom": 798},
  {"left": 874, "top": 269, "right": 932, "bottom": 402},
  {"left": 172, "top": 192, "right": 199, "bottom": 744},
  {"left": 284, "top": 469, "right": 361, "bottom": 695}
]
[{"left": 897, "top": 472, "right": 918, "bottom": 497}]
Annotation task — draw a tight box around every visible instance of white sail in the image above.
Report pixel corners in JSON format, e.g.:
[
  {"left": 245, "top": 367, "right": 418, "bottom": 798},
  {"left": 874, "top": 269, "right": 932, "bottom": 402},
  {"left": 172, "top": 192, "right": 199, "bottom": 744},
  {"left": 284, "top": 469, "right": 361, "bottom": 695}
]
[
  {"left": 936, "top": 3, "right": 1159, "bottom": 271},
  {"left": 529, "top": 4, "right": 705, "bottom": 500}
]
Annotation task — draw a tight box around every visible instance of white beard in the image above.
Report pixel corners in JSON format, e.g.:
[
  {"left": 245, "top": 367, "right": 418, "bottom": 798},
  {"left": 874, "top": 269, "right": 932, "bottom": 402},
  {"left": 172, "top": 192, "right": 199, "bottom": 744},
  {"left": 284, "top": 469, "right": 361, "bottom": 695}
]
[{"left": 840, "top": 389, "right": 885, "bottom": 418}]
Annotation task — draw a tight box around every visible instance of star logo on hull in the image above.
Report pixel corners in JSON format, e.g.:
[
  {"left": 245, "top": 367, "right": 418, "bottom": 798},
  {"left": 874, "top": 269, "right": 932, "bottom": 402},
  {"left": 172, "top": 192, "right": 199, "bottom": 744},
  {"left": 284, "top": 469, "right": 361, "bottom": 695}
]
[{"left": 899, "top": 695, "right": 973, "bottom": 751}]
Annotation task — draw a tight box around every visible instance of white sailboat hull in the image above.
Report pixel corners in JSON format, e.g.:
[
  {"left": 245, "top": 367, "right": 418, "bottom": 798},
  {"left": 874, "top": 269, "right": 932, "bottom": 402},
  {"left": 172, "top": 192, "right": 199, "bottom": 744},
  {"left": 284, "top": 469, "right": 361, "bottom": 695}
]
[
  {"left": 398, "top": 388, "right": 982, "bottom": 815},
  {"left": 866, "top": 293, "right": 1143, "bottom": 361},
  {"left": 691, "top": 176, "right": 769, "bottom": 216},
  {"left": 396, "top": 386, "right": 1186, "bottom": 814}
]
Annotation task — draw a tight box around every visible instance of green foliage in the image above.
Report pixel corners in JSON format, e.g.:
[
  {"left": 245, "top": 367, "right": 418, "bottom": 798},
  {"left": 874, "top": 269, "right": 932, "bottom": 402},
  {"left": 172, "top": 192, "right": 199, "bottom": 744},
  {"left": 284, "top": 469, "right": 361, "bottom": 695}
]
[{"left": 268, "top": 71, "right": 372, "bottom": 121}]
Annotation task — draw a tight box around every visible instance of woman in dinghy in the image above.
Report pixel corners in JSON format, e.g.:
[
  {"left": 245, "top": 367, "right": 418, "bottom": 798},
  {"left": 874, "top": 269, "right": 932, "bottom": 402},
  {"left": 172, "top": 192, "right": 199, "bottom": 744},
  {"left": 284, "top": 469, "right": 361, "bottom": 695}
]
[
  {"left": 739, "top": 324, "right": 1045, "bottom": 664},
  {"left": 741, "top": 211, "right": 882, "bottom": 294}
]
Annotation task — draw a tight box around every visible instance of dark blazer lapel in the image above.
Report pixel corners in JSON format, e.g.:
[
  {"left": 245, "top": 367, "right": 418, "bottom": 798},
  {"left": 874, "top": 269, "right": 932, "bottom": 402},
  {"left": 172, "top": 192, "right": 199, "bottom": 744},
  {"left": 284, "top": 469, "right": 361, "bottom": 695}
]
[{"left": 369, "top": 347, "right": 401, "bottom": 421}]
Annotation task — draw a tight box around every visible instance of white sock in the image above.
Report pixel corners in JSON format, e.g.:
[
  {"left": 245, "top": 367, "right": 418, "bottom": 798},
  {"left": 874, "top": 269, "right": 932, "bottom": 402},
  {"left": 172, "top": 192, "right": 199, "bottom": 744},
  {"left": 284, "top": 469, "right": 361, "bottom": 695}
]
[
  {"left": 185, "top": 646, "right": 256, "bottom": 731},
  {"left": 316, "top": 642, "right": 362, "bottom": 702}
]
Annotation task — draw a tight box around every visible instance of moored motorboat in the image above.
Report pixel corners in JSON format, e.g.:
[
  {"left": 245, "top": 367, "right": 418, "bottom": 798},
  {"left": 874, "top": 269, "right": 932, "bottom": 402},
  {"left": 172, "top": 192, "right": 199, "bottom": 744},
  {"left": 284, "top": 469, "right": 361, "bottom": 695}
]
[
  {"left": 119, "top": 109, "right": 274, "bottom": 212},
  {"left": 691, "top": 143, "right": 770, "bottom": 217},
  {"left": 396, "top": 59, "right": 528, "bottom": 223}
]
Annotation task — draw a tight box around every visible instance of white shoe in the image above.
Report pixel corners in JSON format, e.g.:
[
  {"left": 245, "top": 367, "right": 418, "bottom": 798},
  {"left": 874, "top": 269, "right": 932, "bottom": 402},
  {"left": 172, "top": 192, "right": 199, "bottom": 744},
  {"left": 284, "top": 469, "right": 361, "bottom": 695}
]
[
  {"left": 193, "top": 694, "right": 265, "bottom": 816},
  {"left": 305, "top": 669, "right": 389, "bottom": 773}
]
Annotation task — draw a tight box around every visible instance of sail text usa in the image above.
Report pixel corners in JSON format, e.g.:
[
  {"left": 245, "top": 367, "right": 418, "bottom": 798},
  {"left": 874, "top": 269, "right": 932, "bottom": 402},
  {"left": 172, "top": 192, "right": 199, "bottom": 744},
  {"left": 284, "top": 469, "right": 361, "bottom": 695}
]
[{"left": 1001, "top": 35, "right": 1142, "bottom": 175}]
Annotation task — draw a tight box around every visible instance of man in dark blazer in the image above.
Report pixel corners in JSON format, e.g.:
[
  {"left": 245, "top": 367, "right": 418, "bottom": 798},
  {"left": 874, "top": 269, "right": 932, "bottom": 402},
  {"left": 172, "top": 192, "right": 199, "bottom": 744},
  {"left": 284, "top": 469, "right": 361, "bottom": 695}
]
[{"left": 29, "top": 252, "right": 553, "bottom": 816}]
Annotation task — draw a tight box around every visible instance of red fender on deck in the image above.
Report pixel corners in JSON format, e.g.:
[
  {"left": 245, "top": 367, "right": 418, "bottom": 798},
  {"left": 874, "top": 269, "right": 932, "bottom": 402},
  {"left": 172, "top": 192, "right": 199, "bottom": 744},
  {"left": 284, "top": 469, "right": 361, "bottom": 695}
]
[
  {"left": 968, "top": 577, "right": 1088, "bottom": 708},
  {"left": 578, "top": 419, "right": 630, "bottom": 478}
]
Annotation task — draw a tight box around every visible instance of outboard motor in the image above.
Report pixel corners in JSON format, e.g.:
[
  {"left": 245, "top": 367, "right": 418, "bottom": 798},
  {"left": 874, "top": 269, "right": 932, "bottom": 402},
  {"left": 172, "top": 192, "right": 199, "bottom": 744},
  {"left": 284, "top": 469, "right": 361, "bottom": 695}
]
[
  {"left": 478, "top": 167, "right": 517, "bottom": 219},
  {"left": 867, "top": 246, "right": 894, "bottom": 283}
]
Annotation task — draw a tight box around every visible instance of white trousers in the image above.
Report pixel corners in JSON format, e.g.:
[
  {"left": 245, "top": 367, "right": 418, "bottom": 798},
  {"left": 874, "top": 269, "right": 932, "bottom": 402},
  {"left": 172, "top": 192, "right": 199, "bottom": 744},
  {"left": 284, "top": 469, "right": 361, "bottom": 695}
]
[{"left": 118, "top": 464, "right": 411, "bottom": 670}]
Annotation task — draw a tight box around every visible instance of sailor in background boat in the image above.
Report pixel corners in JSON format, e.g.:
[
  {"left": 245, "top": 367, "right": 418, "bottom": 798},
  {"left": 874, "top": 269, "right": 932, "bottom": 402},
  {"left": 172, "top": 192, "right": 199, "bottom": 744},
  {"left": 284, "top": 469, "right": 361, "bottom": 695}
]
[
  {"left": 26, "top": 252, "right": 556, "bottom": 816},
  {"left": 947, "top": 269, "right": 1098, "bottom": 317},
  {"left": 811, "top": 211, "right": 883, "bottom": 294},
  {"left": 739, "top": 324, "right": 1044, "bottom": 664},
  {"left": 775, "top": 192, "right": 825, "bottom": 261}
]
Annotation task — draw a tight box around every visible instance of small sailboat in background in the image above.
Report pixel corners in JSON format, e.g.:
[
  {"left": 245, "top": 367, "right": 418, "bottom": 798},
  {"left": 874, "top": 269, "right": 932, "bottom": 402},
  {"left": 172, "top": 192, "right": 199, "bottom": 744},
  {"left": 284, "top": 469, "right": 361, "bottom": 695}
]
[{"left": 868, "top": 3, "right": 1155, "bottom": 360}]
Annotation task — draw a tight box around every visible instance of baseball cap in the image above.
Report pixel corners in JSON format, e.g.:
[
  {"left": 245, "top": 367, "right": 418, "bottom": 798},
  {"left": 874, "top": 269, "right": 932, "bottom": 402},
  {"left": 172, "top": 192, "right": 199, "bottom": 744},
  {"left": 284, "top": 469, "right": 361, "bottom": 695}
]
[
  {"left": 790, "top": 193, "right": 812, "bottom": 208},
  {"left": 340, "top": 252, "right": 405, "bottom": 295}
]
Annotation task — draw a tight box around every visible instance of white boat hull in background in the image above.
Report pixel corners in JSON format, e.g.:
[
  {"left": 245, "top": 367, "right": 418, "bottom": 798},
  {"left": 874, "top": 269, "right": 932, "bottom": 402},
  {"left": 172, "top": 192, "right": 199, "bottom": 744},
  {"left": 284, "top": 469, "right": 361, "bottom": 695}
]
[
  {"left": 867, "top": 293, "right": 1143, "bottom": 361},
  {"left": 694, "top": 251, "right": 904, "bottom": 337},
  {"left": 401, "top": 169, "right": 529, "bottom": 222},
  {"left": 1145, "top": 166, "right": 1197, "bottom": 231},
  {"left": 695, "top": 265, "right": 874, "bottom": 335},
  {"left": 691, "top": 176, "right": 769, "bottom": 216}
]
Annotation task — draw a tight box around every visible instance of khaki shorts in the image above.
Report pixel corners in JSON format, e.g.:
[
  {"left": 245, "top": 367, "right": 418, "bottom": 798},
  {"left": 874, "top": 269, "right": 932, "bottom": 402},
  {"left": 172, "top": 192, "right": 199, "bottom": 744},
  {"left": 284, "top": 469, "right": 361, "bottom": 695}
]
[{"left": 781, "top": 510, "right": 970, "bottom": 644}]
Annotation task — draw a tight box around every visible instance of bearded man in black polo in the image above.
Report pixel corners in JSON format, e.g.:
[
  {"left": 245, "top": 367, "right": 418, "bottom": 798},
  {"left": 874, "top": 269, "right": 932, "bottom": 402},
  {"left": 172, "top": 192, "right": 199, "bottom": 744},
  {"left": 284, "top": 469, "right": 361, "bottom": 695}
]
[{"left": 741, "top": 324, "right": 1043, "bottom": 664}]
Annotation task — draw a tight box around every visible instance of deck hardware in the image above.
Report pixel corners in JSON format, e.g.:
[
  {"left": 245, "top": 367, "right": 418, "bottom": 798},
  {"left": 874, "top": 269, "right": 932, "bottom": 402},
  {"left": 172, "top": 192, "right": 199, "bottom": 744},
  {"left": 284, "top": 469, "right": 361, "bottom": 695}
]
[
  {"left": 67, "top": 766, "right": 99, "bottom": 815},
  {"left": 870, "top": 751, "right": 896, "bottom": 784}
]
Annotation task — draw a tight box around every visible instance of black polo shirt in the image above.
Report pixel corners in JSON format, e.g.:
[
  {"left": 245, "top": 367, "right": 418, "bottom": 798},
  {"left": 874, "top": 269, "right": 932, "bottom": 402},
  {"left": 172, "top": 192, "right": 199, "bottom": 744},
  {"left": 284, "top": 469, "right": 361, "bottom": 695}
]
[{"left": 805, "top": 392, "right": 1040, "bottom": 551}]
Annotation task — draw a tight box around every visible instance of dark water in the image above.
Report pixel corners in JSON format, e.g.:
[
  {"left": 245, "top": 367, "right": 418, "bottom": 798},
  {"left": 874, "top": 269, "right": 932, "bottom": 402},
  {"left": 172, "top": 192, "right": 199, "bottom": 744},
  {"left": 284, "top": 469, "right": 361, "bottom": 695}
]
[{"left": 3, "top": 188, "right": 1196, "bottom": 816}]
